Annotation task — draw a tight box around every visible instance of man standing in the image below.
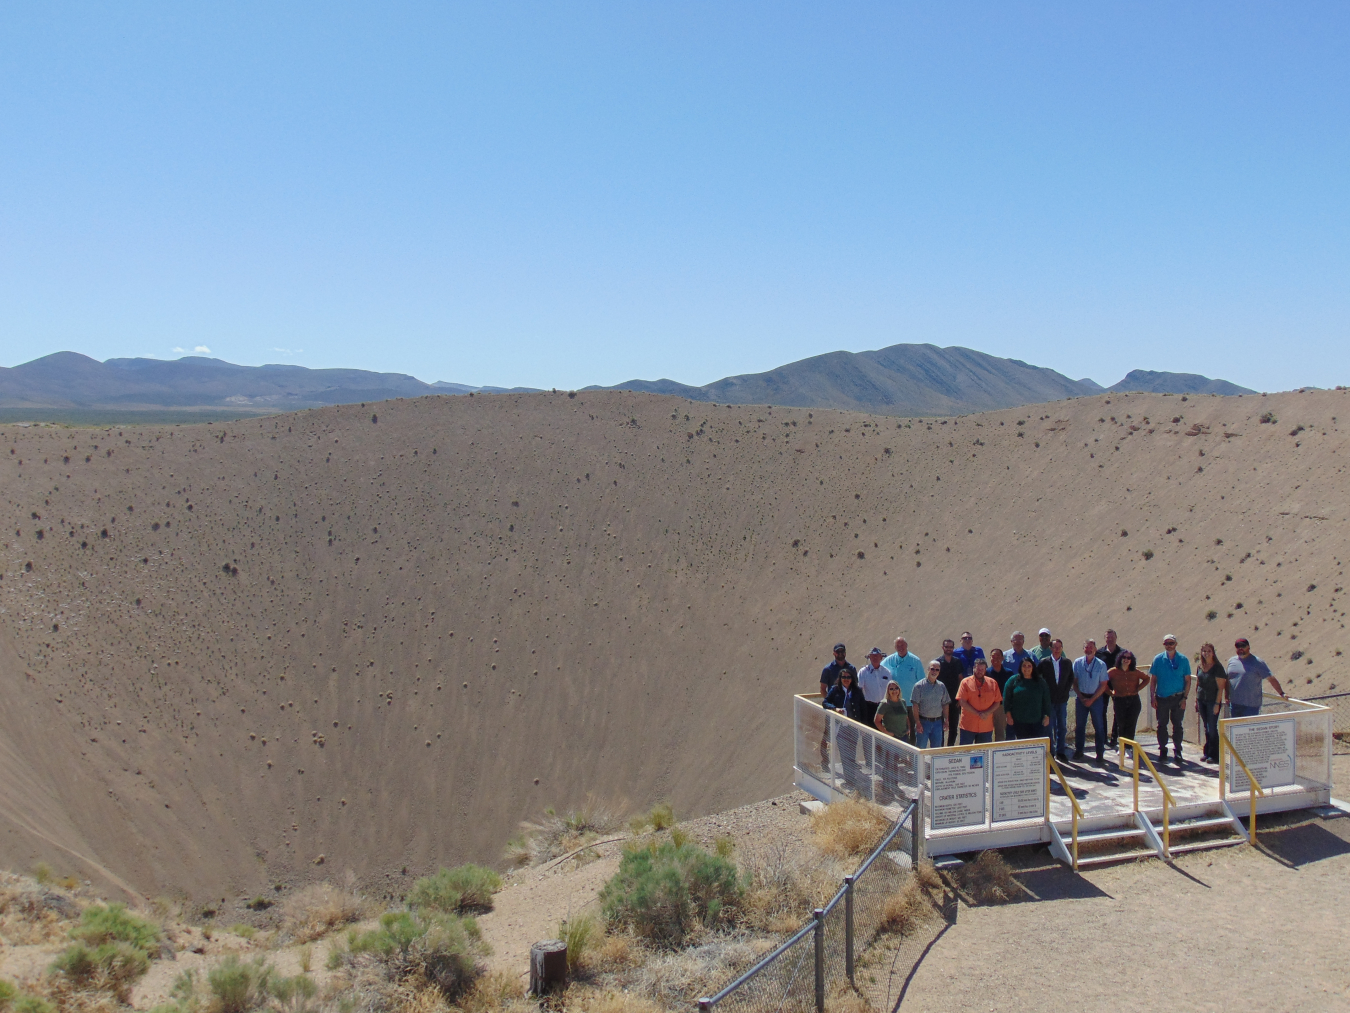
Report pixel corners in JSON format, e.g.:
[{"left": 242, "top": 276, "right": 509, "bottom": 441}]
[
  {"left": 1072, "top": 639, "right": 1110, "bottom": 764},
  {"left": 881, "top": 636, "right": 925, "bottom": 709},
  {"left": 952, "top": 632, "right": 985, "bottom": 677},
  {"left": 937, "top": 639, "right": 965, "bottom": 746},
  {"left": 1006, "top": 631, "right": 1034, "bottom": 676},
  {"left": 956, "top": 658, "right": 1002, "bottom": 745},
  {"left": 819, "top": 644, "right": 857, "bottom": 770},
  {"left": 1098, "top": 629, "right": 1125, "bottom": 748},
  {"left": 1038, "top": 638, "right": 1075, "bottom": 762},
  {"left": 911, "top": 661, "right": 951, "bottom": 749},
  {"left": 1031, "top": 628, "right": 1055, "bottom": 664},
  {"left": 857, "top": 648, "right": 890, "bottom": 730},
  {"left": 1150, "top": 634, "right": 1193, "bottom": 765},
  {"left": 1225, "top": 638, "right": 1287, "bottom": 717}
]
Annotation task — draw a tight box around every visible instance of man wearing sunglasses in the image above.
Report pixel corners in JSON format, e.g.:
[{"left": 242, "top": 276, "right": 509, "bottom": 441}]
[{"left": 1225, "top": 639, "right": 1287, "bottom": 717}]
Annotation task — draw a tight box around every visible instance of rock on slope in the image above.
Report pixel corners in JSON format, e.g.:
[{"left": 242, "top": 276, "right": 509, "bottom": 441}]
[{"left": 0, "top": 388, "right": 1346, "bottom": 899}]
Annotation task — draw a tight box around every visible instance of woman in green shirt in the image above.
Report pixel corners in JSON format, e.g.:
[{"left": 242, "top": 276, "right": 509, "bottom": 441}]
[
  {"left": 1003, "top": 658, "right": 1052, "bottom": 739},
  {"left": 874, "top": 680, "right": 912, "bottom": 804}
]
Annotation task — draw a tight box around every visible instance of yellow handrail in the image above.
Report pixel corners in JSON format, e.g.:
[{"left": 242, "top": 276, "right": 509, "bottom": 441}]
[
  {"left": 1046, "top": 752, "right": 1082, "bottom": 871},
  {"left": 1117, "top": 738, "right": 1175, "bottom": 856},
  {"left": 1219, "top": 730, "right": 1266, "bottom": 845}
]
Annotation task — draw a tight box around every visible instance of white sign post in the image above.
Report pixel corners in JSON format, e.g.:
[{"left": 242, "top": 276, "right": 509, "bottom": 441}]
[
  {"left": 930, "top": 752, "right": 987, "bottom": 830},
  {"left": 992, "top": 744, "right": 1047, "bottom": 822},
  {"left": 1228, "top": 718, "right": 1296, "bottom": 793}
]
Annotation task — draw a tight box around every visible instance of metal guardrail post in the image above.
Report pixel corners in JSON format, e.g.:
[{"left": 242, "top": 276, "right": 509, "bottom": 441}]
[
  {"left": 697, "top": 1000, "right": 711, "bottom": 1013},
  {"left": 844, "top": 875, "right": 855, "bottom": 985},
  {"left": 812, "top": 906, "right": 826, "bottom": 1013}
]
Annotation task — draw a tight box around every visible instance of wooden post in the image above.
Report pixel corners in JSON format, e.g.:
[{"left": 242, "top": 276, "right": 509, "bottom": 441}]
[{"left": 530, "top": 939, "right": 568, "bottom": 996}]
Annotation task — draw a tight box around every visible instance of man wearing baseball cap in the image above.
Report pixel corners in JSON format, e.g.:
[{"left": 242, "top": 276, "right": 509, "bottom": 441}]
[
  {"left": 1150, "top": 635, "right": 1192, "bottom": 765},
  {"left": 1225, "top": 639, "right": 1287, "bottom": 717},
  {"left": 1030, "top": 628, "right": 1055, "bottom": 664},
  {"left": 857, "top": 647, "right": 890, "bottom": 731}
]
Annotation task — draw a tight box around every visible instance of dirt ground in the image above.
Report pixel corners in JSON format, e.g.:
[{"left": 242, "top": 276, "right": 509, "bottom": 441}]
[{"left": 889, "top": 806, "right": 1350, "bottom": 1012}]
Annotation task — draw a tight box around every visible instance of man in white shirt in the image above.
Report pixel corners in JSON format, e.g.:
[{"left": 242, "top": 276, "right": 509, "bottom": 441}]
[{"left": 858, "top": 648, "right": 890, "bottom": 729}]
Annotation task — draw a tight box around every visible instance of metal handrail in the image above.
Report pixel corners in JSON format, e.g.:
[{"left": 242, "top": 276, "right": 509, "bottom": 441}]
[
  {"left": 1045, "top": 752, "right": 1081, "bottom": 871},
  {"left": 1117, "top": 737, "right": 1174, "bottom": 855},
  {"left": 699, "top": 919, "right": 817, "bottom": 1008},
  {"left": 1218, "top": 729, "right": 1266, "bottom": 845}
]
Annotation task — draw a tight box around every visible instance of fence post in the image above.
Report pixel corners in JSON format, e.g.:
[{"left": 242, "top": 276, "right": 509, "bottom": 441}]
[
  {"left": 844, "top": 875, "right": 855, "bottom": 985},
  {"left": 697, "top": 1001, "right": 711, "bottom": 1013},
  {"left": 813, "top": 908, "right": 825, "bottom": 1013},
  {"left": 911, "top": 782, "right": 923, "bottom": 866}
]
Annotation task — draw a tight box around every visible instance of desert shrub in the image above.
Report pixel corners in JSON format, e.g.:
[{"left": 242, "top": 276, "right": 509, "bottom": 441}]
[
  {"left": 558, "top": 913, "right": 598, "bottom": 971},
  {"left": 509, "top": 797, "right": 622, "bottom": 867},
  {"left": 809, "top": 800, "right": 891, "bottom": 858},
  {"left": 349, "top": 911, "right": 488, "bottom": 999},
  {"left": 953, "top": 851, "right": 1018, "bottom": 905},
  {"left": 454, "top": 971, "right": 532, "bottom": 1013},
  {"left": 11, "top": 998, "right": 53, "bottom": 1013},
  {"left": 877, "top": 877, "right": 933, "bottom": 936},
  {"left": 570, "top": 990, "right": 663, "bottom": 1013},
  {"left": 69, "top": 903, "right": 159, "bottom": 952},
  {"left": 408, "top": 866, "right": 501, "bottom": 915},
  {"left": 207, "top": 956, "right": 276, "bottom": 1013},
  {"left": 228, "top": 924, "right": 256, "bottom": 941},
  {"left": 739, "top": 840, "right": 840, "bottom": 934},
  {"left": 280, "top": 882, "right": 369, "bottom": 942},
  {"left": 600, "top": 840, "right": 742, "bottom": 947},
  {"left": 32, "top": 865, "right": 54, "bottom": 887},
  {"left": 0, "top": 982, "right": 15, "bottom": 1008},
  {"left": 51, "top": 941, "right": 151, "bottom": 1001},
  {"left": 270, "top": 972, "right": 317, "bottom": 1013}
]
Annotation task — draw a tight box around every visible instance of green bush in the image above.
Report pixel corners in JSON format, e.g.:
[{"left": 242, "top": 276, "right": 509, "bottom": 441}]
[
  {"left": 207, "top": 956, "right": 275, "bottom": 1013},
  {"left": 12, "top": 998, "right": 53, "bottom": 1013},
  {"left": 70, "top": 903, "right": 160, "bottom": 952},
  {"left": 600, "top": 839, "right": 742, "bottom": 946},
  {"left": 51, "top": 941, "right": 151, "bottom": 996},
  {"left": 349, "top": 911, "right": 488, "bottom": 998},
  {"left": 408, "top": 865, "right": 502, "bottom": 914},
  {"left": 558, "top": 912, "right": 597, "bottom": 971},
  {"left": 0, "top": 981, "right": 16, "bottom": 1008}
]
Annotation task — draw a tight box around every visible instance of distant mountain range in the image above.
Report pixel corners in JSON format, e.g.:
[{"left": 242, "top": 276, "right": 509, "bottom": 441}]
[
  {"left": 0, "top": 345, "right": 1254, "bottom": 418},
  {"left": 587, "top": 343, "right": 1255, "bottom": 414}
]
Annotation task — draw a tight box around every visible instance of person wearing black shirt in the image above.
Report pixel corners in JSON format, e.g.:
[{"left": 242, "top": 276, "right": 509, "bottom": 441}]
[
  {"left": 823, "top": 670, "right": 867, "bottom": 793},
  {"left": 1195, "top": 641, "right": 1229, "bottom": 762},
  {"left": 1036, "top": 639, "right": 1076, "bottom": 762},
  {"left": 986, "top": 648, "right": 1016, "bottom": 741},
  {"left": 818, "top": 643, "right": 857, "bottom": 772},
  {"left": 1097, "top": 629, "right": 1126, "bottom": 748},
  {"left": 937, "top": 639, "right": 965, "bottom": 746}
]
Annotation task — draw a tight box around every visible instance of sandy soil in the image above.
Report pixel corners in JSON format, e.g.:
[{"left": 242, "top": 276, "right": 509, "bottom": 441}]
[
  {"left": 891, "top": 808, "right": 1350, "bottom": 1011},
  {"left": 1, "top": 388, "right": 1348, "bottom": 899}
]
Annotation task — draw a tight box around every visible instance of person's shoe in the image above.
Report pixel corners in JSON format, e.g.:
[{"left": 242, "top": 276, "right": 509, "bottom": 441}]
[
  {"left": 1055, "top": 751, "right": 1068, "bottom": 763},
  {"left": 1092, "top": 755, "right": 1104, "bottom": 767},
  {"left": 1156, "top": 751, "right": 1169, "bottom": 765},
  {"left": 1071, "top": 750, "right": 1085, "bottom": 762},
  {"left": 1174, "top": 751, "right": 1184, "bottom": 763},
  {"left": 1106, "top": 738, "right": 1118, "bottom": 749}
]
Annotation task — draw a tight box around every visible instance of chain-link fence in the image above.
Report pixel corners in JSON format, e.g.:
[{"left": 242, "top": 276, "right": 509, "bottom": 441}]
[
  {"left": 1303, "top": 692, "right": 1350, "bottom": 754},
  {"left": 698, "top": 803, "right": 916, "bottom": 1013}
]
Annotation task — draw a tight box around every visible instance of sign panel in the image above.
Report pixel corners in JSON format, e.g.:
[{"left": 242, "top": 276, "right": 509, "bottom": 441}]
[
  {"left": 992, "top": 744, "right": 1047, "bottom": 822},
  {"left": 930, "top": 752, "right": 987, "bottom": 830},
  {"left": 1228, "top": 718, "right": 1297, "bottom": 793}
]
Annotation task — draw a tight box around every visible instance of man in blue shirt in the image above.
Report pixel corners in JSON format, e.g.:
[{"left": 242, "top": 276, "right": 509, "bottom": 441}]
[
  {"left": 1005, "top": 631, "right": 1034, "bottom": 677},
  {"left": 881, "top": 636, "right": 925, "bottom": 708},
  {"left": 1072, "top": 640, "right": 1110, "bottom": 764},
  {"left": 1225, "top": 638, "right": 1287, "bottom": 717},
  {"left": 1150, "top": 634, "right": 1192, "bottom": 764},
  {"left": 952, "top": 631, "right": 985, "bottom": 678}
]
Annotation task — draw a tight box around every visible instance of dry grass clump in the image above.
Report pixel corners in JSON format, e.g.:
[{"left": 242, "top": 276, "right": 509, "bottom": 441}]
[
  {"left": 506, "top": 796, "right": 624, "bottom": 867},
  {"left": 280, "top": 881, "right": 372, "bottom": 942},
  {"left": 614, "top": 936, "right": 768, "bottom": 1010},
  {"left": 451, "top": 970, "right": 533, "bottom": 1013},
  {"left": 825, "top": 981, "right": 871, "bottom": 1013},
  {"left": 809, "top": 800, "right": 891, "bottom": 859},
  {"left": 877, "top": 876, "right": 936, "bottom": 938},
  {"left": 953, "top": 851, "right": 1019, "bottom": 905},
  {"left": 0, "top": 874, "right": 83, "bottom": 946},
  {"left": 739, "top": 840, "right": 842, "bottom": 934},
  {"left": 568, "top": 987, "right": 664, "bottom": 1013}
]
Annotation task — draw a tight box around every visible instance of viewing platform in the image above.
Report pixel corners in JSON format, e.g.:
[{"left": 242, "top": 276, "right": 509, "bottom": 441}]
[{"left": 793, "top": 692, "right": 1338, "bottom": 869}]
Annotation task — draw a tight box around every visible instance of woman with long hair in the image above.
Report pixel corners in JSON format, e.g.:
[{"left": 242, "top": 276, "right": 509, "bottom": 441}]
[
  {"left": 1195, "top": 642, "right": 1229, "bottom": 762},
  {"left": 1003, "top": 656, "right": 1051, "bottom": 740},
  {"left": 1106, "top": 650, "right": 1150, "bottom": 761}
]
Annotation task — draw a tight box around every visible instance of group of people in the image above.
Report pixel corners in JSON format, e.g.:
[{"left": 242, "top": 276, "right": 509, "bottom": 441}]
[{"left": 819, "top": 629, "right": 1287, "bottom": 768}]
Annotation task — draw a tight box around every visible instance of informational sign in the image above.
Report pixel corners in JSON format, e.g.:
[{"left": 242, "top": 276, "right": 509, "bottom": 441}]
[
  {"left": 1228, "top": 718, "right": 1296, "bottom": 793},
  {"left": 992, "top": 745, "right": 1047, "bottom": 822},
  {"left": 930, "top": 752, "right": 987, "bottom": 829}
]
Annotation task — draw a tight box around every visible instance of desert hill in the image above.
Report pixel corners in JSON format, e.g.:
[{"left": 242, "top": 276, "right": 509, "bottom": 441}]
[
  {"left": 0, "top": 386, "right": 1345, "bottom": 901},
  {"left": 592, "top": 343, "right": 1256, "bottom": 411}
]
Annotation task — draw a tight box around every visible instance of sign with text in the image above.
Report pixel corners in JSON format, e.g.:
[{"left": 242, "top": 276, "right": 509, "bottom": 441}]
[
  {"left": 992, "top": 744, "right": 1047, "bottom": 822},
  {"left": 1228, "top": 718, "right": 1296, "bottom": 793},
  {"left": 930, "top": 752, "right": 987, "bottom": 830}
]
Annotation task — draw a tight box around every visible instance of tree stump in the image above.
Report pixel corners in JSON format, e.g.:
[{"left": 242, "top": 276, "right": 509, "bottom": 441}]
[{"left": 530, "top": 939, "right": 568, "bottom": 995}]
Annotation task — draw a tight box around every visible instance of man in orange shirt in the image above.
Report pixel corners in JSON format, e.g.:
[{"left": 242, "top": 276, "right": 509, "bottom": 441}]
[{"left": 956, "top": 658, "right": 1002, "bottom": 745}]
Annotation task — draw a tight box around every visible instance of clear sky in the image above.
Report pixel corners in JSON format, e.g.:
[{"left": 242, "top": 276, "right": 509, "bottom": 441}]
[{"left": 2, "top": 3, "right": 1347, "bottom": 391}]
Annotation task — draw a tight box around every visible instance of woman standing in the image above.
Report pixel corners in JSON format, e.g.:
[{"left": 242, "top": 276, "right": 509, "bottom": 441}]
[
  {"left": 1195, "top": 643, "right": 1229, "bottom": 762},
  {"left": 1003, "top": 657, "right": 1051, "bottom": 739},
  {"left": 1106, "top": 651, "right": 1150, "bottom": 760},
  {"left": 824, "top": 669, "right": 866, "bottom": 792},
  {"left": 874, "top": 680, "right": 911, "bottom": 802}
]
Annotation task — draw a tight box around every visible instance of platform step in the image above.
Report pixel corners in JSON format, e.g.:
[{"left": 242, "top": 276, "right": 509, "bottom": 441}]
[
  {"left": 1075, "top": 848, "right": 1160, "bottom": 867},
  {"left": 1166, "top": 837, "right": 1246, "bottom": 856},
  {"left": 1158, "top": 815, "right": 1235, "bottom": 834},
  {"left": 1075, "top": 827, "right": 1146, "bottom": 845}
]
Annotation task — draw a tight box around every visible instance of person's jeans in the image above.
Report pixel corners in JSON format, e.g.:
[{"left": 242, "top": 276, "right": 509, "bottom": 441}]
[
  {"left": 1049, "top": 700, "right": 1068, "bottom": 755},
  {"left": 836, "top": 726, "right": 865, "bottom": 793},
  {"left": 1113, "top": 695, "right": 1142, "bottom": 747},
  {"left": 958, "top": 729, "right": 993, "bottom": 745},
  {"left": 915, "top": 721, "right": 944, "bottom": 749},
  {"left": 1155, "top": 694, "right": 1187, "bottom": 754},
  {"left": 1074, "top": 696, "right": 1106, "bottom": 757},
  {"left": 946, "top": 700, "right": 962, "bottom": 746},
  {"left": 1012, "top": 722, "right": 1045, "bottom": 740},
  {"left": 1200, "top": 698, "right": 1222, "bottom": 758},
  {"left": 1231, "top": 703, "right": 1261, "bottom": 718}
]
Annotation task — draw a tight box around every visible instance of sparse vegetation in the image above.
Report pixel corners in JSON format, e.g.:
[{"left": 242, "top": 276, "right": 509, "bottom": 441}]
[
  {"left": 69, "top": 903, "right": 159, "bottom": 953},
  {"left": 1207, "top": 610, "right": 1218, "bottom": 621},
  {"left": 280, "top": 882, "right": 370, "bottom": 943},
  {"left": 559, "top": 912, "right": 599, "bottom": 971},
  {"left": 346, "top": 910, "right": 489, "bottom": 999},
  {"left": 508, "top": 797, "right": 623, "bottom": 867},
  {"left": 50, "top": 940, "right": 150, "bottom": 1001},
  {"left": 600, "top": 839, "right": 742, "bottom": 947},
  {"left": 809, "top": 799, "right": 891, "bottom": 859},
  {"left": 408, "top": 866, "right": 502, "bottom": 915},
  {"left": 1142, "top": 549, "right": 1154, "bottom": 560},
  {"left": 951, "top": 851, "right": 1018, "bottom": 905}
]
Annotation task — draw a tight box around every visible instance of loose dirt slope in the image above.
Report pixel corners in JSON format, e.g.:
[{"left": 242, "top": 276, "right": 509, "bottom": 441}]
[{"left": 0, "top": 389, "right": 1346, "bottom": 899}]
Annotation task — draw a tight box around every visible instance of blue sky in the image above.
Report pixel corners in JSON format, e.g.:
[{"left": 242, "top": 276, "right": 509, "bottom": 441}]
[{"left": 2, "top": 3, "right": 1347, "bottom": 391}]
